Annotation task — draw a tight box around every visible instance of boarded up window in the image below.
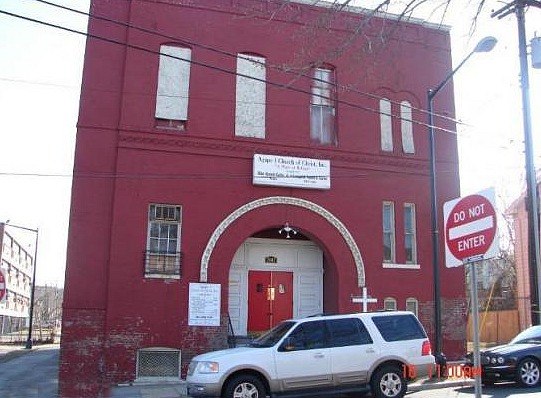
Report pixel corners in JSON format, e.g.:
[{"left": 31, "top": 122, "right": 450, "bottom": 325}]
[
  {"left": 155, "top": 45, "right": 191, "bottom": 121},
  {"left": 380, "top": 99, "right": 393, "bottom": 151},
  {"left": 401, "top": 101, "right": 415, "bottom": 154},
  {"left": 235, "top": 54, "right": 266, "bottom": 138}
]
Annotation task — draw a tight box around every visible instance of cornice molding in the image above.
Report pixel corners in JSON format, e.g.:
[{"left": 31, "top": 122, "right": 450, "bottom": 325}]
[{"left": 118, "top": 131, "right": 429, "bottom": 173}]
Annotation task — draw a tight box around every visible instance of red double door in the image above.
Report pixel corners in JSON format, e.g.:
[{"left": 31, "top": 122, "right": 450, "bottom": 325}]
[{"left": 248, "top": 271, "right": 293, "bottom": 333}]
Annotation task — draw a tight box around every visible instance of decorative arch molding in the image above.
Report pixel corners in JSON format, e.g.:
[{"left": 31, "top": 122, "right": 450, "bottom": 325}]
[{"left": 200, "top": 196, "right": 365, "bottom": 286}]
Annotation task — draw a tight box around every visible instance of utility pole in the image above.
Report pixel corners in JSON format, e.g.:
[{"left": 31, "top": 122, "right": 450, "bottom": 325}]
[{"left": 492, "top": 0, "right": 541, "bottom": 325}]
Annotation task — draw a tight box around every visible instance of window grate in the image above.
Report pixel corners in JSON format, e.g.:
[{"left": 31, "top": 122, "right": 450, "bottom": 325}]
[
  {"left": 144, "top": 251, "right": 182, "bottom": 276},
  {"left": 137, "top": 348, "right": 181, "bottom": 379}
]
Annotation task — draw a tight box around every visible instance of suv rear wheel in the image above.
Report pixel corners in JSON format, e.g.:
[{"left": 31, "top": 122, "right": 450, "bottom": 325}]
[
  {"left": 371, "top": 365, "right": 407, "bottom": 398},
  {"left": 223, "top": 374, "right": 266, "bottom": 398}
]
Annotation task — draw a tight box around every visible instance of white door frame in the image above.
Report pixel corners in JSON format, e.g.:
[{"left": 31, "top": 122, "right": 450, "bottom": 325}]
[{"left": 228, "top": 238, "right": 323, "bottom": 336}]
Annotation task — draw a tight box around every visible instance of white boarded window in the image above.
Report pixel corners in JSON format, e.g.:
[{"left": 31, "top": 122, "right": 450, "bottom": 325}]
[
  {"left": 235, "top": 54, "right": 266, "bottom": 138},
  {"left": 384, "top": 297, "right": 397, "bottom": 311},
  {"left": 383, "top": 201, "right": 396, "bottom": 263},
  {"left": 401, "top": 101, "right": 415, "bottom": 154},
  {"left": 311, "top": 68, "right": 336, "bottom": 145},
  {"left": 380, "top": 98, "right": 393, "bottom": 151},
  {"left": 406, "top": 298, "right": 419, "bottom": 317},
  {"left": 155, "top": 45, "right": 191, "bottom": 121},
  {"left": 404, "top": 203, "right": 417, "bottom": 264}
]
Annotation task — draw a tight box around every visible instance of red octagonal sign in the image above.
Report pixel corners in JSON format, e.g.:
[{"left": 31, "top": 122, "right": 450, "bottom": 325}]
[
  {"left": 444, "top": 189, "right": 498, "bottom": 266},
  {"left": 0, "top": 270, "right": 5, "bottom": 303}
]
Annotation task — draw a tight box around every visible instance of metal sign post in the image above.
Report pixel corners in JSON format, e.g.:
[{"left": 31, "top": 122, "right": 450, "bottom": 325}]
[
  {"left": 444, "top": 189, "right": 500, "bottom": 398},
  {"left": 468, "top": 258, "right": 483, "bottom": 398}
]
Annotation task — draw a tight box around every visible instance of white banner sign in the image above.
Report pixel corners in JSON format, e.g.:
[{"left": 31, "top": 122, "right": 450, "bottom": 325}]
[
  {"left": 253, "top": 154, "right": 330, "bottom": 190},
  {"left": 188, "top": 283, "right": 221, "bottom": 326}
]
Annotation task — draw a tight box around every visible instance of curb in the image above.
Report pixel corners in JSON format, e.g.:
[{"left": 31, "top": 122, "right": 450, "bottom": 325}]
[
  {"left": 0, "top": 346, "right": 31, "bottom": 364},
  {"left": 0, "top": 343, "right": 59, "bottom": 364},
  {"left": 409, "top": 378, "right": 475, "bottom": 391}
]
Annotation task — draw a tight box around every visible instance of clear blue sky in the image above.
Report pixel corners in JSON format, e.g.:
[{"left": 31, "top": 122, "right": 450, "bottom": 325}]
[{"left": 0, "top": 0, "right": 539, "bottom": 287}]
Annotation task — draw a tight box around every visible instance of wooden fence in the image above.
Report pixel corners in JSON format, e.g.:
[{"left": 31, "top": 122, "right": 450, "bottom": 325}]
[{"left": 467, "top": 309, "right": 520, "bottom": 345}]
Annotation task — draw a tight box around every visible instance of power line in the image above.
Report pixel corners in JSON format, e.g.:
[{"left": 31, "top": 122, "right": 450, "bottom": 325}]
[
  {"left": 34, "top": 0, "right": 459, "bottom": 127},
  {"left": 1, "top": 1, "right": 464, "bottom": 135}
]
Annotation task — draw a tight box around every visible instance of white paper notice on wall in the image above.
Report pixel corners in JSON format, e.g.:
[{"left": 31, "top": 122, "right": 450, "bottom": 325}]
[{"left": 188, "top": 283, "right": 221, "bottom": 326}]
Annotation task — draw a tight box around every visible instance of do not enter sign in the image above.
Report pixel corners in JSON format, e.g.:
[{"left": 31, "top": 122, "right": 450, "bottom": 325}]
[{"left": 443, "top": 188, "right": 499, "bottom": 267}]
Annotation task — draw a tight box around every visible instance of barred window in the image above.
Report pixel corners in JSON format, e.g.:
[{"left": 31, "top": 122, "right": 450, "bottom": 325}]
[{"left": 145, "top": 204, "right": 182, "bottom": 277}]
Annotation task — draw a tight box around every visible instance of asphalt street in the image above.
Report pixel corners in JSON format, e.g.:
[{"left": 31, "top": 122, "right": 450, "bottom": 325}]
[{"left": 0, "top": 344, "right": 59, "bottom": 398}]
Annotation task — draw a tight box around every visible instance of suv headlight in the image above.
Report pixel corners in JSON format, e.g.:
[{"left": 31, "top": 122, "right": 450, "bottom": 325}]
[{"left": 195, "top": 361, "right": 220, "bottom": 374}]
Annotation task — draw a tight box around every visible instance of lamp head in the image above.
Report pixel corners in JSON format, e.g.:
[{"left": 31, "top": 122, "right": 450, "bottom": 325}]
[{"left": 474, "top": 36, "right": 497, "bottom": 53}]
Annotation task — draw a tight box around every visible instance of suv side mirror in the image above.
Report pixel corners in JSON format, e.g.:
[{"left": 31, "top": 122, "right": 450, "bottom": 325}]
[{"left": 279, "top": 337, "right": 297, "bottom": 352}]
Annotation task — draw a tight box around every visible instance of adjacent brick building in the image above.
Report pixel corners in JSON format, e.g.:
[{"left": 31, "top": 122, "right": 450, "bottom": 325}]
[
  {"left": 0, "top": 222, "right": 34, "bottom": 339},
  {"left": 60, "top": 1, "right": 466, "bottom": 396}
]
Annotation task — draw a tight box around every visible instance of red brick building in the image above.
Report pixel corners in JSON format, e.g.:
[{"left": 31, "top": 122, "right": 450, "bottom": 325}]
[
  {"left": 60, "top": 1, "right": 465, "bottom": 396},
  {"left": 507, "top": 178, "right": 541, "bottom": 330}
]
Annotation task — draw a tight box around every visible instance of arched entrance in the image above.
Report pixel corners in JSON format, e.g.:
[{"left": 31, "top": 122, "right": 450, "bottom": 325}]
[
  {"left": 228, "top": 236, "right": 323, "bottom": 336},
  {"left": 200, "top": 196, "right": 365, "bottom": 286}
]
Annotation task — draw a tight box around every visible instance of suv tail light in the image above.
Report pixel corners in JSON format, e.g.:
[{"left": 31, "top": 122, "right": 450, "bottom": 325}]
[{"left": 422, "top": 340, "right": 432, "bottom": 356}]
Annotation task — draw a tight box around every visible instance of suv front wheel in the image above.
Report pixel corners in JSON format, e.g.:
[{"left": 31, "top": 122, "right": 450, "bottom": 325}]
[
  {"left": 371, "top": 365, "right": 407, "bottom": 398},
  {"left": 223, "top": 374, "right": 266, "bottom": 398}
]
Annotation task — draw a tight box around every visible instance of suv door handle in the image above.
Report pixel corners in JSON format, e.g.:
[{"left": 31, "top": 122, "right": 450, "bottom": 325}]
[
  {"left": 313, "top": 352, "right": 325, "bottom": 358},
  {"left": 365, "top": 348, "right": 375, "bottom": 354}
]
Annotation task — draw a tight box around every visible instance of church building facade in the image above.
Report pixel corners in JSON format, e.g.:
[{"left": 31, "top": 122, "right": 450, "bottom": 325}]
[{"left": 59, "top": 1, "right": 466, "bottom": 396}]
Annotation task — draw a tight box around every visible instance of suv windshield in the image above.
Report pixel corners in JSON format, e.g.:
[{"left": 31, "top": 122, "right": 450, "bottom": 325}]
[{"left": 249, "top": 321, "right": 296, "bottom": 347}]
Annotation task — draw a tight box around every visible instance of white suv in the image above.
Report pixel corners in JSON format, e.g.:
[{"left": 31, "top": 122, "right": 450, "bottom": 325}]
[{"left": 187, "top": 311, "right": 434, "bottom": 398}]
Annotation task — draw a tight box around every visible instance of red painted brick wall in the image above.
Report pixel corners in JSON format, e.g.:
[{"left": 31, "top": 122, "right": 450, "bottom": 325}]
[{"left": 60, "top": 0, "right": 465, "bottom": 395}]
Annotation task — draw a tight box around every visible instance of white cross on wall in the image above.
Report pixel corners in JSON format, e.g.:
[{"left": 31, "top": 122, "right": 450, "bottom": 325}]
[{"left": 351, "top": 287, "right": 378, "bottom": 312}]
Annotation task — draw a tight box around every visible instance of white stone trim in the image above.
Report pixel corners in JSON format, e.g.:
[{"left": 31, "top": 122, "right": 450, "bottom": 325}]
[
  {"left": 382, "top": 262, "right": 421, "bottom": 270},
  {"left": 200, "top": 196, "right": 365, "bottom": 286}
]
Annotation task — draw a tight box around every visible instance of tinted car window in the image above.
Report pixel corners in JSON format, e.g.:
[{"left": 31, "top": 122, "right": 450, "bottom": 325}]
[
  {"left": 372, "top": 314, "right": 426, "bottom": 342},
  {"left": 510, "top": 325, "right": 541, "bottom": 344},
  {"left": 250, "top": 321, "right": 296, "bottom": 347},
  {"left": 281, "top": 320, "right": 329, "bottom": 351},
  {"left": 327, "top": 318, "right": 373, "bottom": 347}
]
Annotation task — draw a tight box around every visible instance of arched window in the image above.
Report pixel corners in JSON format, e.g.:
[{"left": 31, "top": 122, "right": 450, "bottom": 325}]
[
  {"left": 384, "top": 297, "right": 397, "bottom": 311},
  {"left": 380, "top": 98, "right": 393, "bottom": 151},
  {"left": 400, "top": 100, "right": 414, "bottom": 154},
  {"left": 406, "top": 297, "right": 419, "bottom": 317}
]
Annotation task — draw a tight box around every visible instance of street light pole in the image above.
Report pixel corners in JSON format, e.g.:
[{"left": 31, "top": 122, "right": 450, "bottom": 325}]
[
  {"left": 492, "top": 0, "right": 541, "bottom": 326},
  {"left": 427, "top": 36, "right": 497, "bottom": 363},
  {"left": 4, "top": 222, "right": 39, "bottom": 349}
]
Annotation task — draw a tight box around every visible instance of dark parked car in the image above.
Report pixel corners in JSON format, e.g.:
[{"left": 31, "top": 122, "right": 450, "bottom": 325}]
[{"left": 468, "top": 325, "right": 541, "bottom": 387}]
